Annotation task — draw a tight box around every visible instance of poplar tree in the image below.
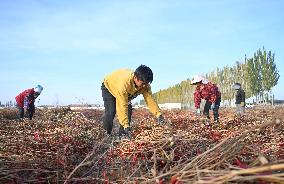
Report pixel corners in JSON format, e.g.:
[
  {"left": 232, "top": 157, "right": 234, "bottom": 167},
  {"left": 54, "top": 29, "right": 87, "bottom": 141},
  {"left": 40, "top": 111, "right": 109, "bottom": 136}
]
[{"left": 150, "top": 47, "right": 279, "bottom": 106}]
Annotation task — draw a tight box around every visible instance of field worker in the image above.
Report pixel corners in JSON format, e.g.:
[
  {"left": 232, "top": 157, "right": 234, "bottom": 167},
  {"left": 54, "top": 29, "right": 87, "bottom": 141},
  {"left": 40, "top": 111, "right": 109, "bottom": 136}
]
[
  {"left": 15, "top": 85, "right": 43, "bottom": 120},
  {"left": 191, "top": 75, "right": 221, "bottom": 123},
  {"left": 101, "top": 65, "right": 166, "bottom": 140},
  {"left": 233, "top": 83, "right": 245, "bottom": 115}
]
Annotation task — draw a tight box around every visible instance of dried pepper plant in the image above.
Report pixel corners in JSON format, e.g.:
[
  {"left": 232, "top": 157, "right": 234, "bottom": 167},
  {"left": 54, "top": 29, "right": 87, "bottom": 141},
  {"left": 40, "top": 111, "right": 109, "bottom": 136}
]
[{"left": 0, "top": 107, "right": 283, "bottom": 183}]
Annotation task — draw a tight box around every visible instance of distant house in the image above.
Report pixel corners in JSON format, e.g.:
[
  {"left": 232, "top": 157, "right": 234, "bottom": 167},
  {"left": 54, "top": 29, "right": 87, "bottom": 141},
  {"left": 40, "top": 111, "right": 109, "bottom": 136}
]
[
  {"left": 69, "top": 104, "right": 104, "bottom": 110},
  {"left": 158, "top": 103, "right": 182, "bottom": 110},
  {"left": 133, "top": 104, "right": 145, "bottom": 109}
]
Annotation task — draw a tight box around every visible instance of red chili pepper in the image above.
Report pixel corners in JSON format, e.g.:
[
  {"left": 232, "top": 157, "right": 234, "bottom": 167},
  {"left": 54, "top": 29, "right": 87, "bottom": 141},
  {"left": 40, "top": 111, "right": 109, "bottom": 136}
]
[
  {"left": 156, "top": 178, "right": 164, "bottom": 184},
  {"left": 131, "top": 155, "right": 136, "bottom": 162},
  {"left": 210, "top": 131, "right": 221, "bottom": 141},
  {"left": 56, "top": 159, "right": 65, "bottom": 165},
  {"left": 234, "top": 158, "right": 248, "bottom": 169},
  {"left": 33, "top": 132, "right": 40, "bottom": 141},
  {"left": 171, "top": 176, "right": 178, "bottom": 184}
]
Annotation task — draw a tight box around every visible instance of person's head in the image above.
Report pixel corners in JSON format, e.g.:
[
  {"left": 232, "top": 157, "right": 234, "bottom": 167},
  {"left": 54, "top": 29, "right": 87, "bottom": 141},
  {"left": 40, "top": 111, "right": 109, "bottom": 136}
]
[
  {"left": 190, "top": 75, "right": 208, "bottom": 85},
  {"left": 233, "top": 83, "right": 241, "bottom": 90},
  {"left": 34, "top": 85, "right": 43, "bottom": 98},
  {"left": 134, "top": 65, "right": 153, "bottom": 88}
]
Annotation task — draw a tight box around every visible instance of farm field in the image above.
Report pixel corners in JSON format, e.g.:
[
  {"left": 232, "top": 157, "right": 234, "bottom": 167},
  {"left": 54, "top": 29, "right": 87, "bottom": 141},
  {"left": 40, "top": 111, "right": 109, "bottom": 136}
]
[{"left": 0, "top": 107, "right": 283, "bottom": 183}]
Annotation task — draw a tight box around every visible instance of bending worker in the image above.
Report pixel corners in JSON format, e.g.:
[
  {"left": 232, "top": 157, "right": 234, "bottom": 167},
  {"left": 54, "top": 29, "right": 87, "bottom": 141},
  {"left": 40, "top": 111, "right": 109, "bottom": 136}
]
[
  {"left": 101, "top": 65, "right": 166, "bottom": 140},
  {"left": 191, "top": 75, "right": 221, "bottom": 123},
  {"left": 15, "top": 85, "right": 43, "bottom": 120}
]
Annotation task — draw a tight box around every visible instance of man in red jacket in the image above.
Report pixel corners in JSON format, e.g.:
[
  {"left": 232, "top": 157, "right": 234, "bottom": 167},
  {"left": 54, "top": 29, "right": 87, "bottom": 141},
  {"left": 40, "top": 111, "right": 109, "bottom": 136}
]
[
  {"left": 15, "top": 85, "right": 43, "bottom": 120},
  {"left": 191, "top": 75, "right": 221, "bottom": 123}
]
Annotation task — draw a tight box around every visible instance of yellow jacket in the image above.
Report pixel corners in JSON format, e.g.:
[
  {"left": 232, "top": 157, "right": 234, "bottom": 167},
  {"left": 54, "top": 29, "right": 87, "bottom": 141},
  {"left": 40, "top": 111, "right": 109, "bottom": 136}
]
[{"left": 103, "top": 69, "right": 161, "bottom": 128}]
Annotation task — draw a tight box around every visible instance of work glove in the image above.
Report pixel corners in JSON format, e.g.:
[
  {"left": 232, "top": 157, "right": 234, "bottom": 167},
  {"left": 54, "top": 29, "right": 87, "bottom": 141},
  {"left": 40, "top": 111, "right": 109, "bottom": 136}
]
[
  {"left": 211, "top": 103, "right": 215, "bottom": 110},
  {"left": 240, "top": 102, "right": 245, "bottom": 107},
  {"left": 196, "top": 108, "right": 201, "bottom": 116},
  {"left": 157, "top": 115, "right": 166, "bottom": 125},
  {"left": 123, "top": 127, "right": 132, "bottom": 140}
]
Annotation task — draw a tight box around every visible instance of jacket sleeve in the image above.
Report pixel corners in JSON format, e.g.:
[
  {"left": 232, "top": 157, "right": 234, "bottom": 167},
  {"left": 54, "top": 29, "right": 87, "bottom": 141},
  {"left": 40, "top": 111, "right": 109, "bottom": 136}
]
[
  {"left": 194, "top": 90, "right": 202, "bottom": 109},
  {"left": 115, "top": 89, "right": 130, "bottom": 129},
  {"left": 209, "top": 85, "right": 219, "bottom": 103},
  {"left": 142, "top": 87, "right": 161, "bottom": 117}
]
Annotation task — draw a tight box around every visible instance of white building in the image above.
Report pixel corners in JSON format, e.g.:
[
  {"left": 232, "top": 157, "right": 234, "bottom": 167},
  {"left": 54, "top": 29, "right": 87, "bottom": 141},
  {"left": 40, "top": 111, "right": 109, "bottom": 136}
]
[{"left": 158, "top": 103, "right": 182, "bottom": 110}]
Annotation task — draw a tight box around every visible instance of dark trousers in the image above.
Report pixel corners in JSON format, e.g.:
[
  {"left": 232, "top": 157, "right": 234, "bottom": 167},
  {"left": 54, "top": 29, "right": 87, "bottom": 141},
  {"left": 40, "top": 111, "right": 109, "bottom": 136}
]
[
  {"left": 203, "top": 97, "right": 221, "bottom": 121},
  {"left": 17, "top": 105, "right": 25, "bottom": 119},
  {"left": 26, "top": 105, "right": 35, "bottom": 120},
  {"left": 101, "top": 83, "right": 132, "bottom": 135},
  {"left": 16, "top": 105, "right": 35, "bottom": 120}
]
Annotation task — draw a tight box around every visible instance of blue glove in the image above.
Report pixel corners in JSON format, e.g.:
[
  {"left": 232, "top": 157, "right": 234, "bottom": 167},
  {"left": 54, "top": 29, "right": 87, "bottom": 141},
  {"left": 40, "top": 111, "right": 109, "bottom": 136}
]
[
  {"left": 196, "top": 108, "right": 201, "bottom": 116},
  {"left": 211, "top": 103, "right": 215, "bottom": 110}
]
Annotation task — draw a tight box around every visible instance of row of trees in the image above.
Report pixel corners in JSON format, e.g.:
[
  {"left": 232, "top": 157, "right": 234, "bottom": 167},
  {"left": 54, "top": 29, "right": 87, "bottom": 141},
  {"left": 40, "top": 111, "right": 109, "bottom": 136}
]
[
  {"left": 141, "top": 47, "right": 280, "bottom": 107},
  {"left": 0, "top": 101, "right": 16, "bottom": 108}
]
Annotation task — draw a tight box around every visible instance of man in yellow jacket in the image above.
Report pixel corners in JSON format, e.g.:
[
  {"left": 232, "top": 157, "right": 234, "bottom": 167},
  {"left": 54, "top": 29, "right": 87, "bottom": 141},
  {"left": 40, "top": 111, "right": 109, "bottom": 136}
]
[{"left": 101, "top": 65, "right": 166, "bottom": 140}]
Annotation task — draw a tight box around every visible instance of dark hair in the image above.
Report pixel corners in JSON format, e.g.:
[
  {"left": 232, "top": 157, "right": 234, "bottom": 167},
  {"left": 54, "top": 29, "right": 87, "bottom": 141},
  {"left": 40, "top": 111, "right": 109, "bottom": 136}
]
[{"left": 134, "top": 65, "right": 153, "bottom": 83}]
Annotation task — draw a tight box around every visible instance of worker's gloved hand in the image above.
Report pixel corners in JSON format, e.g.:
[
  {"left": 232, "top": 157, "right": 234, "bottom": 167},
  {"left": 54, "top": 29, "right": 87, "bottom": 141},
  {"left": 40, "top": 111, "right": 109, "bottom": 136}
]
[
  {"left": 124, "top": 127, "right": 132, "bottom": 140},
  {"left": 240, "top": 102, "right": 245, "bottom": 107},
  {"left": 211, "top": 103, "right": 215, "bottom": 110},
  {"left": 196, "top": 108, "right": 201, "bottom": 116},
  {"left": 157, "top": 115, "right": 166, "bottom": 125}
]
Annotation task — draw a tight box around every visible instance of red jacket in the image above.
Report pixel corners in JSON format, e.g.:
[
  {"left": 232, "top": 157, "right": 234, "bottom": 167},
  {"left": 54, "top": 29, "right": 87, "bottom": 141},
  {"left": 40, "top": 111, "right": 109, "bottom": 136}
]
[
  {"left": 194, "top": 82, "right": 221, "bottom": 108},
  {"left": 15, "top": 88, "right": 35, "bottom": 108}
]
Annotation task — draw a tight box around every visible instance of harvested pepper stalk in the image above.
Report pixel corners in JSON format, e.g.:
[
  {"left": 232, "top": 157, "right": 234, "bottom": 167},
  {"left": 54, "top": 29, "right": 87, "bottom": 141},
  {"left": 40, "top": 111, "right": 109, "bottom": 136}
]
[{"left": 0, "top": 107, "right": 283, "bottom": 183}]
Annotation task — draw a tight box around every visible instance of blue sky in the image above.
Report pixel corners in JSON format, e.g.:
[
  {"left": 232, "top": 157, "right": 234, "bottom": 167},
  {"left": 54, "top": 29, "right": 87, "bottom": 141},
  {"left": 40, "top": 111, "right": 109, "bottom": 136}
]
[{"left": 0, "top": 0, "right": 283, "bottom": 106}]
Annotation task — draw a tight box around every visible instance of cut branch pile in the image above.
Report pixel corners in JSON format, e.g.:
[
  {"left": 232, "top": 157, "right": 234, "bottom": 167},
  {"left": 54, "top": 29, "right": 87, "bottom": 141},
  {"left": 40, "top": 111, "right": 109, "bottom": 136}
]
[{"left": 0, "top": 107, "right": 283, "bottom": 183}]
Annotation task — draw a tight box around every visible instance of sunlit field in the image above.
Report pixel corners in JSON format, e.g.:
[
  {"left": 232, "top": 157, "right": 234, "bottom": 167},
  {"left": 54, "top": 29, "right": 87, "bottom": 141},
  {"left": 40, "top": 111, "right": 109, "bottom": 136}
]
[{"left": 0, "top": 106, "right": 283, "bottom": 183}]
